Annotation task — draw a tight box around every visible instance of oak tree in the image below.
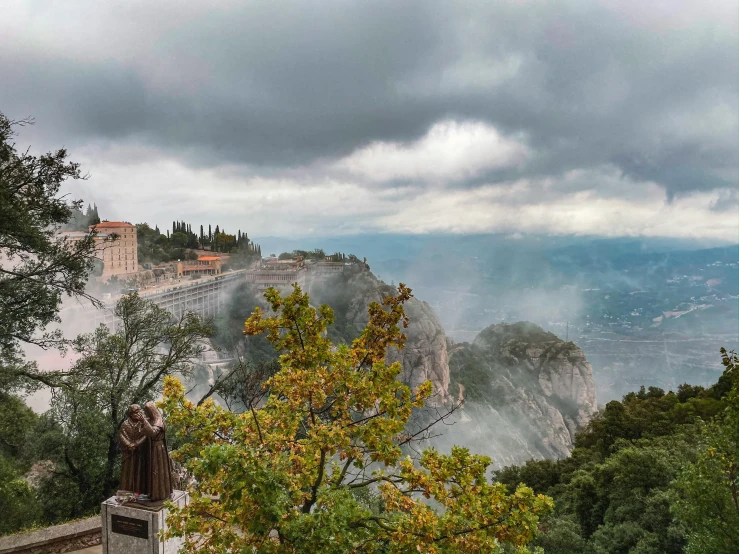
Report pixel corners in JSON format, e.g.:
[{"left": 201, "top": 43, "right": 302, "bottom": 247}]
[
  {"left": 0, "top": 113, "right": 100, "bottom": 389},
  {"left": 26, "top": 293, "right": 212, "bottom": 512},
  {"left": 162, "top": 284, "right": 552, "bottom": 553}
]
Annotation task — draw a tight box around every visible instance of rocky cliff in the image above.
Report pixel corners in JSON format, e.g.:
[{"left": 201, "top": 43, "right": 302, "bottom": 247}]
[
  {"left": 227, "top": 272, "right": 598, "bottom": 465},
  {"left": 314, "top": 271, "right": 451, "bottom": 402},
  {"left": 443, "top": 322, "right": 598, "bottom": 466}
]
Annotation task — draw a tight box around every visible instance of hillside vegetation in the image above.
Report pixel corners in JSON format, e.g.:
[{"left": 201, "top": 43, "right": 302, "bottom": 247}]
[{"left": 495, "top": 349, "right": 738, "bottom": 554}]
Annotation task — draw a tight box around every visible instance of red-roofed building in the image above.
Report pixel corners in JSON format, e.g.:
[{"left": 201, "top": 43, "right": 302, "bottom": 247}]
[
  {"left": 89, "top": 222, "right": 138, "bottom": 278},
  {"left": 59, "top": 221, "right": 138, "bottom": 279},
  {"left": 178, "top": 255, "right": 222, "bottom": 277}
]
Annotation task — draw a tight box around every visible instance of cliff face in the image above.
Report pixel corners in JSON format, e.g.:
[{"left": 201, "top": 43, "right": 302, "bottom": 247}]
[
  {"left": 335, "top": 271, "right": 451, "bottom": 401},
  {"left": 235, "top": 273, "right": 597, "bottom": 466},
  {"left": 445, "top": 322, "right": 598, "bottom": 466}
]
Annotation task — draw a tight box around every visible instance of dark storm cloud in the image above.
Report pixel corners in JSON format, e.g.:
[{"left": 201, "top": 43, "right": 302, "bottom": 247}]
[{"left": 1, "top": 0, "right": 736, "bottom": 197}]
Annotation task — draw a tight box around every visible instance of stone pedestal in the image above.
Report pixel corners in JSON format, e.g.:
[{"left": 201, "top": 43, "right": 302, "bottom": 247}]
[{"left": 101, "top": 490, "right": 187, "bottom": 554}]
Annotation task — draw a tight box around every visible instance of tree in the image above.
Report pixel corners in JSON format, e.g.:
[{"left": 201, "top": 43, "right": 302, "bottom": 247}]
[
  {"left": 494, "top": 347, "right": 738, "bottom": 554},
  {"left": 24, "top": 294, "right": 211, "bottom": 513},
  {"left": 671, "top": 348, "right": 738, "bottom": 554},
  {"left": 161, "top": 284, "right": 552, "bottom": 553},
  {"left": 0, "top": 113, "right": 100, "bottom": 390},
  {"left": 170, "top": 231, "right": 188, "bottom": 249},
  {"left": 88, "top": 203, "right": 100, "bottom": 225},
  {"left": 0, "top": 454, "right": 42, "bottom": 534}
]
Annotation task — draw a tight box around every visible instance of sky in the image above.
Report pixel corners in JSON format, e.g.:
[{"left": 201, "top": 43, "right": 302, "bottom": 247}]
[{"left": 1, "top": 0, "right": 737, "bottom": 241}]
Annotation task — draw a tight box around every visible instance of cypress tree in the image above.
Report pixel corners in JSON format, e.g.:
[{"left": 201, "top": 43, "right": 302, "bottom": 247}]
[{"left": 173, "top": 221, "right": 176, "bottom": 235}]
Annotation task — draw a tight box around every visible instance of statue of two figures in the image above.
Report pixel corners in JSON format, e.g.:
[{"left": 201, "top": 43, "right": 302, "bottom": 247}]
[{"left": 119, "top": 402, "right": 174, "bottom": 502}]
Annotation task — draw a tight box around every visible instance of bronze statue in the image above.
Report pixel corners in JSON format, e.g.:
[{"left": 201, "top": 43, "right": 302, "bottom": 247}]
[
  {"left": 119, "top": 402, "right": 174, "bottom": 501},
  {"left": 120, "top": 404, "right": 147, "bottom": 494}
]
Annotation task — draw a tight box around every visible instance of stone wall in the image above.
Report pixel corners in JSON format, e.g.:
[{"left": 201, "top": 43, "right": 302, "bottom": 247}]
[{"left": 0, "top": 517, "right": 101, "bottom": 554}]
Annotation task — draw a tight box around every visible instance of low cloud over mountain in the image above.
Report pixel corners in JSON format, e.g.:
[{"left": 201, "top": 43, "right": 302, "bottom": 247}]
[{"left": 1, "top": 0, "right": 736, "bottom": 238}]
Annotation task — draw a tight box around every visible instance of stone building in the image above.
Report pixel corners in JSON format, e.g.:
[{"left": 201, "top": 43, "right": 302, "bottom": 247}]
[
  {"left": 246, "top": 256, "right": 306, "bottom": 289},
  {"left": 313, "top": 261, "right": 345, "bottom": 276},
  {"left": 178, "top": 255, "right": 222, "bottom": 277},
  {"left": 59, "top": 221, "right": 138, "bottom": 279},
  {"left": 90, "top": 222, "right": 138, "bottom": 278}
]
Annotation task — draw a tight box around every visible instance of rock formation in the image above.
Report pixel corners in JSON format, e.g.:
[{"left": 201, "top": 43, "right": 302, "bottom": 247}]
[
  {"left": 332, "top": 271, "right": 451, "bottom": 402},
  {"left": 232, "top": 272, "right": 598, "bottom": 466},
  {"left": 444, "top": 322, "right": 598, "bottom": 466}
]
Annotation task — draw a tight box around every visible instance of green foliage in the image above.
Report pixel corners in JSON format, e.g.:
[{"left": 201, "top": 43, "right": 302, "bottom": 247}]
[
  {"left": 22, "top": 294, "right": 212, "bottom": 519},
  {"left": 162, "top": 284, "right": 553, "bottom": 553},
  {"left": 279, "top": 248, "right": 327, "bottom": 261},
  {"left": 0, "top": 392, "right": 38, "bottom": 461},
  {"left": 170, "top": 231, "right": 189, "bottom": 249},
  {"left": 137, "top": 221, "right": 260, "bottom": 265},
  {"left": 531, "top": 515, "right": 587, "bottom": 554},
  {"left": 0, "top": 113, "right": 99, "bottom": 381},
  {"left": 575, "top": 384, "right": 723, "bottom": 459},
  {"left": 28, "top": 399, "right": 111, "bottom": 522},
  {"left": 669, "top": 348, "right": 738, "bottom": 554},
  {"left": 0, "top": 454, "right": 42, "bottom": 535},
  {"left": 496, "top": 349, "right": 739, "bottom": 554},
  {"left": 136, "top": 223, "right": 171, "bottom": 265},
  {"left": 0, "top": 393, "right": 43, "bottom": 534}
]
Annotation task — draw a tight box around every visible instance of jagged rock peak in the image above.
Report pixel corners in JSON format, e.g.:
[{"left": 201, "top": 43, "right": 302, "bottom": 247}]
[
  {"left": 473, "top": 321, "right": 597, "bottom": 418},
  {"left": 446, "top": 321, "right": 598, "bottom": 466}
]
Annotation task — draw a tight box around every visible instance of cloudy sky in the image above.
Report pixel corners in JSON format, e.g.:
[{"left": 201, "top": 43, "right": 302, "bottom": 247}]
[{"left": 1, "top": 0, "right": 737, "bottom": 240}]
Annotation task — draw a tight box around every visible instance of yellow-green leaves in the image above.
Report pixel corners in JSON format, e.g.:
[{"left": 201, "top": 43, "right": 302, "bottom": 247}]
[{"left": 161, "top": 284, "right": 552, "bottom": 553}]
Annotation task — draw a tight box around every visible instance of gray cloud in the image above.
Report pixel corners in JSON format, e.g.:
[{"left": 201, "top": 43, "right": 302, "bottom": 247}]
[{"left": 0, "top": 0, "right": 736, "bottom": 236}]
